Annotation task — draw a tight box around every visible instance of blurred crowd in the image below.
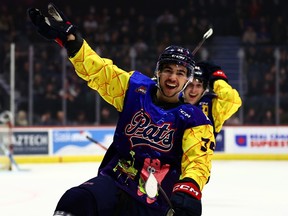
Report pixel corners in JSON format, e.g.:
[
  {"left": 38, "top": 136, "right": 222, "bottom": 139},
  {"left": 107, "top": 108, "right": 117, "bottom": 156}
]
[{"left": 0, "top": 0, "right": 288, "bottom": 126}]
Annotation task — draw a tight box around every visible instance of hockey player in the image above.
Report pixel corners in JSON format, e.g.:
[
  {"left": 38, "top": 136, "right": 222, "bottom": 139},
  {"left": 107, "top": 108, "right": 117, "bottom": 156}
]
[
  {"left": 0, "top": 110, "right": 19, "bottom": 171},
  {"left": 27, "top": 3, "right": 215, "bottom": 216},
  {"left": 183, "top": 61, "right": 242, "bottom": 138}
]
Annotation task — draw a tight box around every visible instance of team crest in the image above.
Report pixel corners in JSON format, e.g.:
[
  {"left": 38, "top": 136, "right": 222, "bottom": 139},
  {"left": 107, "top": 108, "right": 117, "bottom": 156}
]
[{"left": 125, "top": 110, "right": 175, "bottom": 152}]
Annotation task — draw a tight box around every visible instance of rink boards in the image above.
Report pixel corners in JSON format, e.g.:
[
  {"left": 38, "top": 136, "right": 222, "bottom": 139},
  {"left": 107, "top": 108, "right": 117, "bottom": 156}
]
[{"left": 3, "top": 125, "right": 288, "bottom": 163}]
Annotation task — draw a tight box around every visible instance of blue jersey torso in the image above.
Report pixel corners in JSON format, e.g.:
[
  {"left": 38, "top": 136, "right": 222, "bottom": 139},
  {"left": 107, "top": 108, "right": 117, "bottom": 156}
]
[{"left": 98, "top": 72, "right": 211, "bottom": 210}]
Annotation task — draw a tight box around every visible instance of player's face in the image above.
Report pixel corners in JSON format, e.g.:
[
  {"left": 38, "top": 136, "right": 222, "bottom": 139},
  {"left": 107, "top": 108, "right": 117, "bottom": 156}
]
[
  {"left": 157, "top": 64, "right": 189, "bottom": 102},
  {"left": 183, "top": 79, "right": 205, "bottom": 105}
]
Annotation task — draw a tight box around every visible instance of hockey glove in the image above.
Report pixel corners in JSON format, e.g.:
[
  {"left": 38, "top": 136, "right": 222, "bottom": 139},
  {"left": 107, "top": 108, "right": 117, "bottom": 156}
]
[
  {"left": 170, "top": 179, "right": 202, "bottom": 216},
  {"left": 27, "top": 3, "right": 77, "bottom": 47},
  {"left": 197, "top": 61, "right": 228, "bottom": 88}
]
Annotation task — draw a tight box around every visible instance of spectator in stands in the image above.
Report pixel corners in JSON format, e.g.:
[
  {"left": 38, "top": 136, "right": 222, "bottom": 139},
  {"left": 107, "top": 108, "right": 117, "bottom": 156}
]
[
  {"left": 262, "top": 68, "right": 275, "bottom": 96},
  {"left": 242, "top": 25, "right": 257, "bottom": 45},
  {"left": 257, "top": 26, "right": 271, "bottom": 45},
  {"left": 43, "top": 82, "right": 61, "bottom": 119},
  {"left": 261, "top": 109, "right": 274, "bottom": 125},
  {"left": 244, "top": 107, "right": 259, "bottom": 124},
  {"left": 247, "top": 0, "right": 262, "bottom": 21},
  {"left": 271, "top": 15, "right": 287, "bottom": 45},
  {"left": 2, "top": 0, "right": 288, "bottom": 126},
  {"left": 54, "top": 110, "right": 65, "bottom": 125},
  {"left": 37, "top": 111, "right": 55, "bottom": 125},
  {"left": 15, "top": 110, "right": 28, "bottom": 126},
  {"left": 279, "top": 107, "right": 288, "bottom": 124},
  {"left": 225, "top": 114, "right": 241, "bottom": 125},
  {"left": 100, "top": 106, "right": 117, "bottom": 125},
  {"left": 73, "top": 110, "right": 89, "bottom": 125},
  {"left": 155, "top": 9, "right": 177, "bottom": 40}
]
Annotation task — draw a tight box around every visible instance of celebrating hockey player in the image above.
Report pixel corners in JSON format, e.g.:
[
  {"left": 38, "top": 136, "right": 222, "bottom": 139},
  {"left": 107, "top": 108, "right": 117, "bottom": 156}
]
[
  {"left": 27, "top": 3, "right": 215, "bottom": 216},
  {"left": 183, "top": 61, "right": 242, "bottom": 138}
]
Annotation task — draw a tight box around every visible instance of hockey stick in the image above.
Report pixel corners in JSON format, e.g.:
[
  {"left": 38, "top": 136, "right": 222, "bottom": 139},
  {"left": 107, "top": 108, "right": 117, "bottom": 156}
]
[
  {"left": 145, "top": 172, "right": 175, "bottom": 216},
  {"left": 192, "top": 27, "right": 213, "bottom": 55},
  {"left": 85, "top": 135, "right": 108, "bottom": 151}
]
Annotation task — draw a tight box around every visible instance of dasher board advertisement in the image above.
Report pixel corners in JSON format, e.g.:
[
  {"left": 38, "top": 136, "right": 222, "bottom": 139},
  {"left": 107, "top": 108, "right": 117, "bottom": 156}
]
[
  {"left": 225, "top": 126, "right": 288, "bottom": 154},
  {"left": 52, "top": 127, "right": 115, "bottom": 155},
  {"left": 13, "top": 131, "right": 49, "bottom": 155}
]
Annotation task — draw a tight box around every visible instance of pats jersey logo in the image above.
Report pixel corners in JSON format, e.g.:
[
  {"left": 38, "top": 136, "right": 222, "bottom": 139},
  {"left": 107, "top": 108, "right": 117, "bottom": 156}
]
[{"left": 125, "top": 110, "right": 175, "bottom": 152}]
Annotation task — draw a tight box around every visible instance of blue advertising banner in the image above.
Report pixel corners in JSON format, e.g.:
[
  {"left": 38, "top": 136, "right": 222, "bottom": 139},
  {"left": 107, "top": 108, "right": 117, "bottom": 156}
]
[{"left": 52, "top": 128, "right": 115, "bottom": 155}]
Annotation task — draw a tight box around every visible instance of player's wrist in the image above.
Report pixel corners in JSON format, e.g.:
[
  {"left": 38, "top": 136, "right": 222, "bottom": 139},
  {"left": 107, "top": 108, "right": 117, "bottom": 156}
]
[
  {"left": 172, "top": 181, "right": 202, "bottom": 200},
  {"left": 67, "top": 34, "right": 76, "bottom": 41}
]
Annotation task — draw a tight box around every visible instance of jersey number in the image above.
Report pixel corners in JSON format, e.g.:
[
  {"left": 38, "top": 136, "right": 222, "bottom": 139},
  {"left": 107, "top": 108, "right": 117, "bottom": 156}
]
[
  {"left": 201, "top": 104, "right": 209, "bottom": 117},
  {"left": 200, "top": 137, "right": 215, "bottom": 152}
]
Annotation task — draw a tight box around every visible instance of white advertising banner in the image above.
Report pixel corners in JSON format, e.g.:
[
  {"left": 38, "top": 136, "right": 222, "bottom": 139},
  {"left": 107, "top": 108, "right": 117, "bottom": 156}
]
[{"left": 224, "top": 126, "right": 288, "bottom": 154}]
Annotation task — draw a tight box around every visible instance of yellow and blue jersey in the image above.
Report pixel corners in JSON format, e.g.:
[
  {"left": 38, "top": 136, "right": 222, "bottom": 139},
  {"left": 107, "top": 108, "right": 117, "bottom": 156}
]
[
  {"left": 198, "top": 80, "right": 242, "bottom": 137},
  {"left": 69, "top": 40, "right": 215, "bottom": 210}
]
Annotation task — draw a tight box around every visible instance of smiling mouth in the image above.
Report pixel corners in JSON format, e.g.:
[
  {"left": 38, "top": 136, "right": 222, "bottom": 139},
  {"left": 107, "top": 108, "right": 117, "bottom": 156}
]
[
  {"left": 165, "top": 82, "right": 177, "bottom": 89},
  {"left": 189, "top": 93, "right": 197, "bottom": 98}
]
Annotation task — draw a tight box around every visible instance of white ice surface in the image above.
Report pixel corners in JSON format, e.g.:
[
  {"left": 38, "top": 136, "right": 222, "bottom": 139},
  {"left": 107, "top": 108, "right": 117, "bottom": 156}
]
[{"left": 0, "top": 160, "right": 287, "bottom": 216}]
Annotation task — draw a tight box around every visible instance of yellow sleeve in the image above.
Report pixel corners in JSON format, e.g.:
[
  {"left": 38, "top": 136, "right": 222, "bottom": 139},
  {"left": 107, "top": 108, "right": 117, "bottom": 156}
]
[
  {"left": 212, "top": 80, "right": 242, "bottom": 133},
  {"left": 180, "top": 124, "right": 215, "bottom": 190},
  {"left": 68, "top": 40, "right": 133, "bottom": 112}
]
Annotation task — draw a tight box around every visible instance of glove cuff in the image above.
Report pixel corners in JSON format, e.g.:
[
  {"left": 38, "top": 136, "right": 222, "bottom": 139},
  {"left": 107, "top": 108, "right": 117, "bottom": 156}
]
[
  {"left": 212, "top": 70, "right": 227, "bottom": 79},
  {"left": 209, "top": 70, "right": 228, "bottom": 88},
  {"left": 65, "top": 32, "right": 84, "bottom": 58},
  {"left": 172, "top": 182, "right": 202, "bottom": 200}
]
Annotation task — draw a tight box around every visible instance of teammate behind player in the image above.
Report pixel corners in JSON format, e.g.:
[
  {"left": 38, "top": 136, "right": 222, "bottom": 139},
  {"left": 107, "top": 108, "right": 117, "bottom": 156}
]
[
  {"left": 27, "top": 3, "right": 215, "bottom": 216},
  {"left": 183, "top": 61, "right": 242, "bottom": 138}
]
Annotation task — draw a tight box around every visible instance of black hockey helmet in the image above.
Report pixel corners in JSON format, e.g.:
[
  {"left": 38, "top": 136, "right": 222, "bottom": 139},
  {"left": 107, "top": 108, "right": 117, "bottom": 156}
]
[
  {"left": 156, "top": 45, "right": 195, "bottom": 79},
  {"left": 194, "top": 63, "right": 210, "bottom": 89}
]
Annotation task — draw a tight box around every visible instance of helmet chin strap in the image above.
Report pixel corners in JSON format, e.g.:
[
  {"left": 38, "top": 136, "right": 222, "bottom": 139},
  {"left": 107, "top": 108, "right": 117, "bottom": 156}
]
[
  {"left": 196, "top": 88, "right": 209, "bottom": 103},
  {"left": 201, "top": 88, "right": 209, "bottom": 97}
]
